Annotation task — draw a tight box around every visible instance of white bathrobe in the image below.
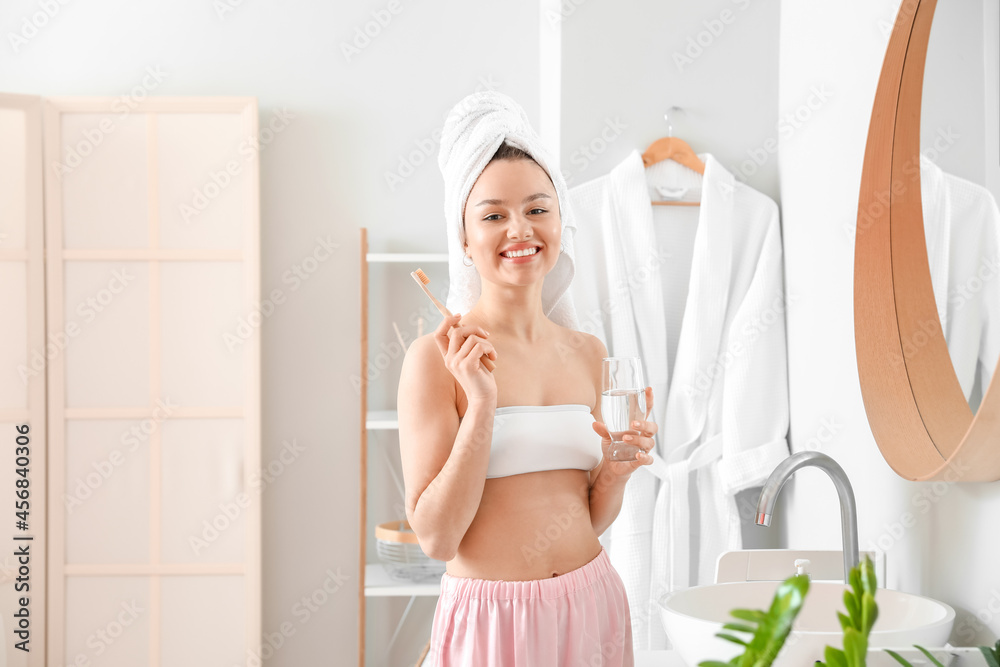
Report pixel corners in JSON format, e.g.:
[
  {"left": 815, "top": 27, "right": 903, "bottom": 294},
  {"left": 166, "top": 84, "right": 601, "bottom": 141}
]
[
  {"left": 569, "top": 150, "right": 791, "bottom": 650},
  {"left": 920, "top": 155, "right": 1000, "bottom": 403}
]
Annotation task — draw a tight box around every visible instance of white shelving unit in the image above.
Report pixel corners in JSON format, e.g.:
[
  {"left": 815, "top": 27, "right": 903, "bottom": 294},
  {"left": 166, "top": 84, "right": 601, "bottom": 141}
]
[
  {"left": 364, "top": 563, "right": 442, "bottom": 597},
  {"left": 359, "top": 228, "right": 447, "bottom": 667},
  {"left": 365, "top": 410, "right": 400, "bottom": 430}
]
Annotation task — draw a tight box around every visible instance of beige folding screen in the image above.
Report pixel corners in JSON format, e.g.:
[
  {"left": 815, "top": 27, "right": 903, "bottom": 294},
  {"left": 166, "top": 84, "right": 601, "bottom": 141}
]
[{"left": 1, "top": 94, "right": 260, "bottom": 666}]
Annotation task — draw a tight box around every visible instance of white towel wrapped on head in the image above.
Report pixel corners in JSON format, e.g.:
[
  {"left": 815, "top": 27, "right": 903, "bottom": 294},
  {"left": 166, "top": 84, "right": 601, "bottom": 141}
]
[{"left": 437, "top": 90, "right": 578, "bottom": 329}]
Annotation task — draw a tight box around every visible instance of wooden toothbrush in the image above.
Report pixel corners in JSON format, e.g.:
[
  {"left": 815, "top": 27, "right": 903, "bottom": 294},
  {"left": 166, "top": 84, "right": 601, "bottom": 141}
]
[{"left": 410, "top": 268, "right": 496, "bottom": 372}]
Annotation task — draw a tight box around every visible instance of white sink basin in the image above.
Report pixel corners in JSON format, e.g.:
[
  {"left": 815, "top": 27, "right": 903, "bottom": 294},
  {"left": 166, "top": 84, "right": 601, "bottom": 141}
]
[{"left": 658, "top": 581, "right": 955, "bottom": 666}]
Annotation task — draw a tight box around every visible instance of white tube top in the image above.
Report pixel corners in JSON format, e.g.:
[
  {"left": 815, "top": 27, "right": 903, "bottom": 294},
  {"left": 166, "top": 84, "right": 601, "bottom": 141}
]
[{"left": 486, "top": 404, "right": 604, "bottom": 479}]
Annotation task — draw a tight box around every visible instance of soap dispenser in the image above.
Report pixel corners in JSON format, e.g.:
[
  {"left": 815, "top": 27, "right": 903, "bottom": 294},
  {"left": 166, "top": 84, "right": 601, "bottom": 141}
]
[{"left": 794, "top": 558, "right": 811, "bottom": 578}]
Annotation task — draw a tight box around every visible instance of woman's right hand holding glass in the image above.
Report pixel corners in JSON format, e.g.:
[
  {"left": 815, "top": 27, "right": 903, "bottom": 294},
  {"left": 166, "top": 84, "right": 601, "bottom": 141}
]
[{"left": 433, "top": 313, "right": 498, "bottom": 402}]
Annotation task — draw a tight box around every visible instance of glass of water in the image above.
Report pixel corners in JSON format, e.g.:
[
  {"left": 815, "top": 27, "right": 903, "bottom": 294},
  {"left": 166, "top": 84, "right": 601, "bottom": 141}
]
[{"left": 601, "top": 357, "right": 648, "bottom": 461}]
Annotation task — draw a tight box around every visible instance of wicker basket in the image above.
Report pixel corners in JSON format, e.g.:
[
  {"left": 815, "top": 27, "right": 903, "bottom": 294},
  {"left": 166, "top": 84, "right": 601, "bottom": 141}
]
[{"left": 375, "top": 519, "right": 446, "bottom": 583}]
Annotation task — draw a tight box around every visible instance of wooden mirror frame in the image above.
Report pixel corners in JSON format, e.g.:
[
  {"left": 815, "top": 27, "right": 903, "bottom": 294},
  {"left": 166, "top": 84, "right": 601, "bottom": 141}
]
[{"left": 855, "top": 0, "right": 999, "bottom": 482}]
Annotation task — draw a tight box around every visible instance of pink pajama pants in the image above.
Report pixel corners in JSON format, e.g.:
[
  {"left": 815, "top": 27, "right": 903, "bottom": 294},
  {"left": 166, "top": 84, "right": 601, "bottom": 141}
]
[{"left": 426, "top": 547, "right": 633, "bottom": 666}]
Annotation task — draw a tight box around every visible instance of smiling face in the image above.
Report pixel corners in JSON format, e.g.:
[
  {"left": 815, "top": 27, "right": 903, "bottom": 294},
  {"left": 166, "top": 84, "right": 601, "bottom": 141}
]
[{"left": 462, "top": 157, "right": 561, "bottom": 289}]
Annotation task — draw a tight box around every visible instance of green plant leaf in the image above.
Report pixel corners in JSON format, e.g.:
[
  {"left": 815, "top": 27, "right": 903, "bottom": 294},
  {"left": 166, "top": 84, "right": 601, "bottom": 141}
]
[
  {"left": 860, "top": 554, "right": 878, "bottom": 595},
  {"left": 823, "top": 646, "right": 848, "bottom": 667},
  {"left": 743, "top": 574, "right": 809, "bottom": 666},
  {"left": 721, "top": 622, "right": 756, "bottom": 634},
  {"left": 884, "top": 649, "right": 915, "bottom": 666},
  {"left": 729, "top": 608, "right": 767, "bottom": 624},
  {"left": 824, "top": 555, "right": 881, "bottom": 667},
  {"left": 716, "top": 632, "right": 749, "bottom": 647},
  {"left": 843, "top": 627, "right": 868, "bottom": 666},
  {"left": 702, "top": 573, "right": 812, "bottom": 667},
  {"left": 861, "top": 591, "right": 878, "bottom": 634},
  {"left": 981, "top": 640, "right": 1000, "bottom": 667},
  {"left": 849, "top": 567, "right": 862, "bottom": 601},
  {"left": 843, "top": 589, "right": 860, "bottom": 628},
  {"left": 914, "top": 645, "right": 946, "bottom": 667}
]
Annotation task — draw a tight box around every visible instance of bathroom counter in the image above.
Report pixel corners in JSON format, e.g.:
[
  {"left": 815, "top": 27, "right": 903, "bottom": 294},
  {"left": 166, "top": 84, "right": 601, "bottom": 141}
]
[{"left": 636, "top": 650, "right": 685, "bottom": 666}]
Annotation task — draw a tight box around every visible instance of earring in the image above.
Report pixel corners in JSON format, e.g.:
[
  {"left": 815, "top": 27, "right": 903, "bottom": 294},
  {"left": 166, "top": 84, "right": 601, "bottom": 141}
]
[{"left": 463, "top": 254, "right": 474, "bottom": 267}]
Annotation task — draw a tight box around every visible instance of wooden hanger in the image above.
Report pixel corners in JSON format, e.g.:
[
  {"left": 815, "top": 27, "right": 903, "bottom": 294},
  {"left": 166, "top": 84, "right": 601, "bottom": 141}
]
[{"left": 642, "top": 111, "right": 705, "bottom": 206}]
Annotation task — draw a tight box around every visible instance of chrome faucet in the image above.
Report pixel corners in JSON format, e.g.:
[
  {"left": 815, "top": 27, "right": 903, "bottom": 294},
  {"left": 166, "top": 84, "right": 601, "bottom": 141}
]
[{"left": 755, "top": 451, "right": 860, "bottom": 583}]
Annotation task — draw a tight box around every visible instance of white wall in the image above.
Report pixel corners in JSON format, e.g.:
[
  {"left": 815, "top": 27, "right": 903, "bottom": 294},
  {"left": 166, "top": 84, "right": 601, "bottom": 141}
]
[{"left": 779, "top": 0, "right": 1000, "bottom": 646}]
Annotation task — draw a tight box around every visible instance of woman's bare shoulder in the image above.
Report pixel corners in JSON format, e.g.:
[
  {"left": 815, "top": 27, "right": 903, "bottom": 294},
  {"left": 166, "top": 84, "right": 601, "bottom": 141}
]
[
  {"left": 401, "top": 332, "right": 472, "bottom": 417},
  {"left": 401, "top": 332, "right": 450, "bottom": 383},
  {"left": 398, "top": 332, "right": 461, "bottom": 430},
  {"left": 582, "top": 330, "right": 609, "bottom": 357},
  {"left": 552, "top": 324, "right": 608, "bottom": 360},
  {"left": 403, "top": 331, "right": 439, "bottom": 359}
]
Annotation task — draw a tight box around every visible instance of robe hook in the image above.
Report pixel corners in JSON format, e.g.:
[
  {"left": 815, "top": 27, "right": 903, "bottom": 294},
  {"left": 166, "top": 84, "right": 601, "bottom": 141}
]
[{"left": 664, "top": 106, "right": 682, "bottom": 139}]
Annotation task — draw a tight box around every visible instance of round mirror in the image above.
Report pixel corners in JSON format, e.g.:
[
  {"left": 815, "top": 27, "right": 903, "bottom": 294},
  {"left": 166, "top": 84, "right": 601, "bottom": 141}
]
[{"left": 854, "top": 0, "right": 1000, "bottom": 481}]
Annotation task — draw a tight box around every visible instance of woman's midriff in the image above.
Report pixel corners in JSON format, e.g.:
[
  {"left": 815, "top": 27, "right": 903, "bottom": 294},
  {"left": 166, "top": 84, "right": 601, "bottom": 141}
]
[{"left": 445, "top": 468, "right": 603, "bottom": 580}]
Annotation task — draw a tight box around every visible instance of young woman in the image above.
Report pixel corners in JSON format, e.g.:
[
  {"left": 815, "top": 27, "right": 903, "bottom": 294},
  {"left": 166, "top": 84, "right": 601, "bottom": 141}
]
[{"left": 398, "top": 137, "right": 656, "bottom": 666}]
